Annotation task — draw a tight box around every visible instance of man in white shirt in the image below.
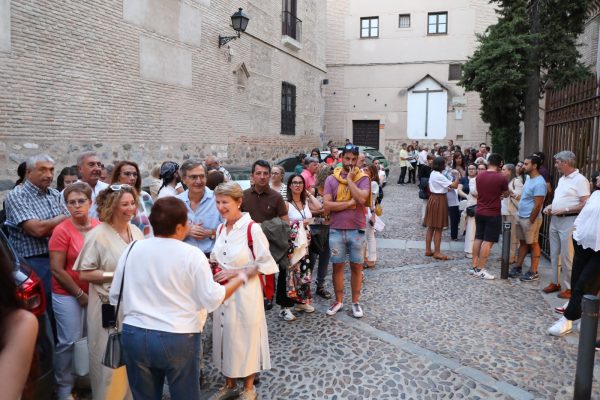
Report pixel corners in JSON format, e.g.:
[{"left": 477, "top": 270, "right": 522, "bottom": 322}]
[
  {"left": 542, "top": 151, "right": 590, "bottom": 298},
  {"left": 76, "top": 151, "right": 108, "bottom": 217},
  {"left": 417, "top": 145, "right": 429, "bottom": 182}
]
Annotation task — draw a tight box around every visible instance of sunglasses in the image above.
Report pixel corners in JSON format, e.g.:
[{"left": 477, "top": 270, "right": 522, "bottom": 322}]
[
  {"left": 109, "top": 184, "right": 133, "bottom": 191},
  {"left": 344, "top": 143, "right": 359, "bottom": 154}
]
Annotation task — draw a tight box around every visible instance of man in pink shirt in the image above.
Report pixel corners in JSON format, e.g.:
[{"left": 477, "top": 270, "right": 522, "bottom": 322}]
[{"left": 300, "top": 156, "right": 319, "bottom": 189}]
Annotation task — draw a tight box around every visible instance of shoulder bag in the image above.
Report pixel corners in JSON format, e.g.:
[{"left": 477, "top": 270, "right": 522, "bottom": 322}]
[{"left": 102, "top": 241, "right": 137, "bottom": 369}]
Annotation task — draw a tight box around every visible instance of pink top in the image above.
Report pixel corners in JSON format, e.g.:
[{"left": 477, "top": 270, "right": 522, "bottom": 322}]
[
  {"left": 324, "top": 174, "right": 370, "bottom": 230},
  {"left": 301, "top": 169, "right": 316, "bottom": 189},
  {"left": 49, "top": 218, "right": 100, "bottom": 295}
]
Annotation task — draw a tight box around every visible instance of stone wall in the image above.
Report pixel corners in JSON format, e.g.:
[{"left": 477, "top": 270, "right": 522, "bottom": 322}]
[{"left": 0, "top": 0, "right": 326, "bottom": 198}]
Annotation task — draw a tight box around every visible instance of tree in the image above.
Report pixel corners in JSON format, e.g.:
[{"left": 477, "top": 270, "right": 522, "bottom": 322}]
[
  {"left": 461, "top": 0, "right": 533, "bottom": 163},
  {"left": 461, "top": 0, "right": 591, "bottom": 163}
]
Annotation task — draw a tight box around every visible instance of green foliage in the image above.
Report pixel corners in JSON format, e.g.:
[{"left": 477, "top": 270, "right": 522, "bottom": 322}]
[{"left": 460, "top": 0, "right": 591, "bottom": 161}]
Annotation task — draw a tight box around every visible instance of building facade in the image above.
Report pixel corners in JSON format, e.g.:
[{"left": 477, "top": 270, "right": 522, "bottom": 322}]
[
  {"left": 0, "top": 0, "right": 326, "bottom": 195},
  {"left": 325, "top": 0, "right": 497, "bottom": 163}
]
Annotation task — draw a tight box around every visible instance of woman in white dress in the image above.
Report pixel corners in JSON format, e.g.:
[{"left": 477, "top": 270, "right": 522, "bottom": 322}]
[{"left": 209, "top": 181, "right": 278, "bottom": 400}]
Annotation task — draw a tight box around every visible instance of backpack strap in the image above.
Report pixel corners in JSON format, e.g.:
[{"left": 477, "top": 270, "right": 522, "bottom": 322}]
[{"left": 247, "top": 221, "right": 255, "bottom": 259}]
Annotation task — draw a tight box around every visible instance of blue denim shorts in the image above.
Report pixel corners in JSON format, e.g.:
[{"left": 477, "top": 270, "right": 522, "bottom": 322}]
[{"left": 329, "top": 229, "right": 366, "bottom": 264}]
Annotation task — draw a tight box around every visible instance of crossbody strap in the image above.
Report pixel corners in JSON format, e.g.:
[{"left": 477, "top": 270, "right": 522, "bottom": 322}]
[{"left": 114, "top": 240, "right": 137, "bottom": 329}]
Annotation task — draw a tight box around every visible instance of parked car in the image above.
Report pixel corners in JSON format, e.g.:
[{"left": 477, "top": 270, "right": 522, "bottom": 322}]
[
  {"left": 1, "top": 230, "right": 54, "bottom": 400},
  {"left": 226, "top": 165, "right": 253, "bottom": 190}
]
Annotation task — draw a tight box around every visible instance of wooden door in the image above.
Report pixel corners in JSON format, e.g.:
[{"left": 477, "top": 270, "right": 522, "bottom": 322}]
[{"left": 352, "top": 120, "right": 380, "bottom": 149}]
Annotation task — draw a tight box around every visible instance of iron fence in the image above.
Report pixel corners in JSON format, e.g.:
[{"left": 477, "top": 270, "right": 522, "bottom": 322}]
[{"left": 540, "top": 75, "right": 600, "bottom": 256}]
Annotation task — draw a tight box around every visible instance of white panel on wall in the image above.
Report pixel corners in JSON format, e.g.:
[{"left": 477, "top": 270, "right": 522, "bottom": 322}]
[
  {"left": 139, "top": 35, "right": 193, "bottom": 88},
  {"left": 406, "top": 76, "right": 447, "bottom": 139},
  {"left": 0, "top": 0, "right": 10, "bottom": 52}
]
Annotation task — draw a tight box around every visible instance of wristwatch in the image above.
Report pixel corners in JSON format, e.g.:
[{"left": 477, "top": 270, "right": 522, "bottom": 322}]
[{"left": 210, "top": 230, "right": 216, "bottom": 240}]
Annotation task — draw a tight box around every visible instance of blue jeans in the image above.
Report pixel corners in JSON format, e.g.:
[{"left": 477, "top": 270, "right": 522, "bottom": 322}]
[
  {"left": 52, "top": 294, "right": 85, "bottom": 399},
  {"left": 122, "top": 324, "right": 201, "bottom": 400}
]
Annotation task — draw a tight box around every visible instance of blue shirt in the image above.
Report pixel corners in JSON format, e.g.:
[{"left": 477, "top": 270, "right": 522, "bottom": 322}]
[
  {"left": 176, "top": 188, "right": 222, "bottom": 253},
  {"left": 518, "top": 175, "right": 547, "bottom": 218}
]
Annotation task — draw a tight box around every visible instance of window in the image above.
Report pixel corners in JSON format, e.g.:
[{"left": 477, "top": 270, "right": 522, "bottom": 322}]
[
  {"left": 428, "top": 12, "right": 447, "bottom": 35},
  {"left": 282, "top": 0, "right": 301, "bottom": 41},
  {"left": 399, "top": 14, "right": 411, "bottom": 28},
  {"left": 360, "top": 17, "right": 379, "bottom": 38},
  {"left": 449, "top": 64, "right": 462, "bottom": 80},
  {"left": 281, "top": 82, "right": 296, "bottom": 135}
]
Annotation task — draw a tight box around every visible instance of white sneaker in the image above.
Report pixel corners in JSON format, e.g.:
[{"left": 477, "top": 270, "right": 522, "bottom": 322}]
[
  {"left": 352, "top": 303, "right": 364, "bottom": 318},
  {"left": 476, "top": 269, "right": 495, "bottom": 280},
  {"left": 326, "top": 302, "right": 343, "bottom": 316},
  {"left": 295, "top": 303, "right": 315, "bottom": 313},
  {"left": 548, "top": 316, "right": 573, "bottom": 336},
  {"left": 280, "top": 308, "right": 296, "bottom": 321}
]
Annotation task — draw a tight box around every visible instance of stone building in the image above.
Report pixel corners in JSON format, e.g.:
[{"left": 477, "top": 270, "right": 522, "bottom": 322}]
[
  {"left": 578, "top": 0, "right": 600, "bottom": 75},
  {"left": 0, "top": 0, "right": 326, "bottom": 195},
  {"left": 324, "top": 0, "right": 497, "bottom": 163}
]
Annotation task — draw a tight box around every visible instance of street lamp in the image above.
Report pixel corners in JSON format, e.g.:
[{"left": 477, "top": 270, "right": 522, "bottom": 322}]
[{"left": 219, "top": 8, "right": 250, "bottom": 48}]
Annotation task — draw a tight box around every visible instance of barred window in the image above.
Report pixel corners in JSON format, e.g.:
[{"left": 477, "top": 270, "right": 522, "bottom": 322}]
[
  {"left": 281, "top": 82, "right": 296, "bottom": 135},
  {"left": 399, "top": 14, "right": 411, "bottom": 28},
  {"left": 449, "top": 64, "right": 462, "bottom": 81}
]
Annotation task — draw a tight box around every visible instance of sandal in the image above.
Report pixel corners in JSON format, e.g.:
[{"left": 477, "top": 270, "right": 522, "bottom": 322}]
[
  {"left": 316, "top": 286, "right": 332, "bottom": 299},
  {"left": 433, "top": 254, "right": 452, "bottom": 260}
]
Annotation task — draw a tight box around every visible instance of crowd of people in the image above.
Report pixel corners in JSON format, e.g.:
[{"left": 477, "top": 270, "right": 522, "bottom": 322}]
[
  {"left": 2, "top": 139, "right": 599, "bottom": 399},
  {"left": 415, "top": 140, "right": 600, "bottom": 340},
  {"left": 0, "top": 144, "right": 386, "bottom": 400}
]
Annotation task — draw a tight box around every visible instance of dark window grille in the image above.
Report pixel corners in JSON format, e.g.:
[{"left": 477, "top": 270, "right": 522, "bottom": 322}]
[
  {"left": 449, "top": 64, "right": 462, "bottom": 80},
  {"left": 281, "top": 82, "right": 296, "bottom": 135},
  {"left": 428, "top": 12, "right": 448, "bottom": 35},
  {"left": 360, "top": 17, "right": 379, "bottom": 38},
  {"left": 399, "top": 14, "right": 411, "bottom": 28}
]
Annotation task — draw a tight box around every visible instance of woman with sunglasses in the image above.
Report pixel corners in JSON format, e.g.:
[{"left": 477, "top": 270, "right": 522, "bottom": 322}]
[
  {"left": 111, "top": 161, "right": 154, "bottom": 237},
  {"left": 49, "top": 182, "right": 100, "bottom": 400},
  {"left": 74, "top": 184, "right": 144, "bottom": 400},
  {"left": 278, "top": 174, "right": 322, "bottom": 321}
]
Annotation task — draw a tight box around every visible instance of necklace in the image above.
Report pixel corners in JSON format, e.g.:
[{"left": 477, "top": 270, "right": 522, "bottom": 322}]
[
  {"left": 291, "top": 200, "right": 306, "bottom": 219},
  {"left": 110, "top": 223, "right": 132, "bottom": 244}
]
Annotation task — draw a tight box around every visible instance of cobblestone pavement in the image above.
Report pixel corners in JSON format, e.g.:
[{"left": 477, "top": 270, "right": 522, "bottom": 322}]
[
  {"left": 192, "top": 169, "right": 600, "bottom": 399},
  {"left": 130, "top": 168, "right": 595, "bottom": 399}
]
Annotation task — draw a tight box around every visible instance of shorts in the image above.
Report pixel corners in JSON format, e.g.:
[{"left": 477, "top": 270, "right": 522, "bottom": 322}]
[
  {"left": 474, "top": 214, "right": 502, "bottom": 243},
  {"left": 516, "top": 217, "right": 542, "bottom": 244},
  {"left": 329, "top": 229, "right": 366, "bottom": 265}
]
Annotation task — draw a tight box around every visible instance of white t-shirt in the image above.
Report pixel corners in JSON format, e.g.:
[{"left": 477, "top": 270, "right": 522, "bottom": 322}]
[
  {"left": 551, "top": 169, "right": 590, "bottom": 210},
  {"left": 109, "top": 238, "right": 226, "bottom": 333},
  {"left": 287, "top": 201, "right": 312, "bottom": 221},
  {"left": 573, "top": 190, "right": 600, "bottom": 251},
  {"left": 418, "top": 150, "right": 428, "bottom": 165},
  {"left": 157, "top": 184, "right": 178, "bottom": 199},
  {"left": 428, "top": 171, "right": 452, "bottom": 194}
]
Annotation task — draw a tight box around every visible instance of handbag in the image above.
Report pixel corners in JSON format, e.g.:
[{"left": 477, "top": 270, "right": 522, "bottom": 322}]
[
  {"left": 466, "top": 205, "right": 477, "bottom": 217},
  {"left": 72, "top": 309, "right": 88, "bottom": 377},
  {"left": 374, "top": 202, "right": 383, "bottom": 216},
  {"left": 102, "top": 241, "right": 137, "bottom": 369},
  {"left": 309, "top": 224, "right": 330, "bottom": 254}
]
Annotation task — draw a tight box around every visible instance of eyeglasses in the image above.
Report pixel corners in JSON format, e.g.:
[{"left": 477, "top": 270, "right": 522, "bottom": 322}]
[
  {"left": 186, "top": 174, "right": 205, "bottom": 181},
  {"left": 109, "top": 184, "right": 133, "bottom": 191},
  {"left": 121, "top": 171, "right": 138, "bottom": 177},
  {"left": 290, "top": 181, "right": 304, "bottom": 186},
  {"left": 271, "top": 172, "right": 281, "bottom": 176},
  {"left": 67, "top": 199, "right": 88, "bottom": 206}
]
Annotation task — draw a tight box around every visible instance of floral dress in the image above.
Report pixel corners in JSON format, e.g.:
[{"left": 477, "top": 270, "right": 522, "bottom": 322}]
[{"left": 286, "top": 219, "right": 312, "bottom": 303}]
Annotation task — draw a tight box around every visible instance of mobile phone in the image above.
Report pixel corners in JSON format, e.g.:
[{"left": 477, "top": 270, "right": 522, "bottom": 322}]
[{"left": 101, "top": 303, "right": 116, "bottom": 328}]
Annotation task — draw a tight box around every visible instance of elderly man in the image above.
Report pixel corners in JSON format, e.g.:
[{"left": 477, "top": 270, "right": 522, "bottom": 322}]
[
  {"left": 176, "top": 160, "right": 222, "bottom": 258},
  {"left": 5, "top": 154, "right": 69, "bottom": 325},
  {"left": 542, "top": 151, "right": 590, "bottom": 298},
  {"left": 205, "top": 155, "right": 232, "bottom": 181},
  {"left": 76, "top": 151, "right": 108, "bottom": 217},
  {"left": 301, "top": 156, "right": 319, "bottom": 189}
]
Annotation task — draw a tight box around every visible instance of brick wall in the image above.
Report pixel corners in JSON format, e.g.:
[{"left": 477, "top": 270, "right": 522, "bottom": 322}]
[{"left": 0, "top": 0, "right": 326, "bottom": 198}]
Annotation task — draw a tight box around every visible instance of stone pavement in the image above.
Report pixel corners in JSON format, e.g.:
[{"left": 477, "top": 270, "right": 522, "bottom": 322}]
[{"left": 194, "top": 171, "right": 600, "bottom": 400}]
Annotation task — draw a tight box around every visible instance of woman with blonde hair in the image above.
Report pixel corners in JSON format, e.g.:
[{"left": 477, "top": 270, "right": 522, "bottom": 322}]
[
  {"left": 209, "top": 181, "right": 278, "bottom": 400},
  {"left": 74, "top": 184, "right": 144, "bottom": 400},
  {"left": 111, "top": 161, "right": 153, "bottom": 237}
]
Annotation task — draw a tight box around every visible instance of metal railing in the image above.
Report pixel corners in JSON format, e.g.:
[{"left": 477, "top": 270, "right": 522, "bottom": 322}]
[{"left": 282, "top": 11, "right": 302, "bottom": 42}]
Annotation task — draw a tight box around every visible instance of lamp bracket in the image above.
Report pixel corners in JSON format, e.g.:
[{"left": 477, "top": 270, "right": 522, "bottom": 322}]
[{"left": 219, "top": 32, "right": 241, "bottom": 48}]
